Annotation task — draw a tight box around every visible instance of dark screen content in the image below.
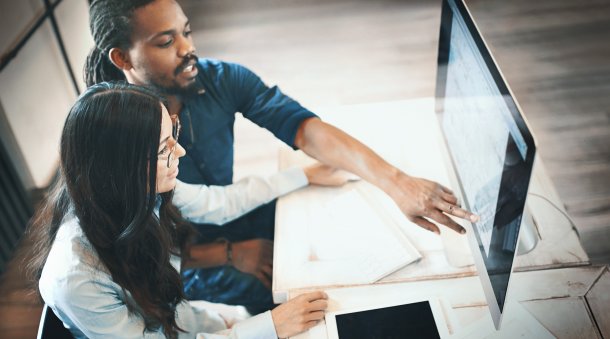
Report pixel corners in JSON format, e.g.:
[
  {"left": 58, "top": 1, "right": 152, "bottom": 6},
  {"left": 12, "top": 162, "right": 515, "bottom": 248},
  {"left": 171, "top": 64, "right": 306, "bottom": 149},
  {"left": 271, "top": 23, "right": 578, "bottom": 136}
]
[{"left": 335, "top": 301, "right": 441, "bottom": 339}]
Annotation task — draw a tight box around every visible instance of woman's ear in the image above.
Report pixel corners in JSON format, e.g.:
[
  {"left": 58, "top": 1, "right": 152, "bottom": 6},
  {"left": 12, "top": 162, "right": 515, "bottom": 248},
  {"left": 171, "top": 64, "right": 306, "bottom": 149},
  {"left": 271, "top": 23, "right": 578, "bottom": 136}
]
[{"left": 108, "top": 48, "right": 132, "bottom": 71}]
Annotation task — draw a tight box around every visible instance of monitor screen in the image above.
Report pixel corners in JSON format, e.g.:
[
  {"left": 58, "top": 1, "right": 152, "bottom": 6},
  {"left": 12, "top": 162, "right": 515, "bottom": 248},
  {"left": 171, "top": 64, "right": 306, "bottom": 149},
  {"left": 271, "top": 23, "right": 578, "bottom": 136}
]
[{"left": 434, "top": 0, "right": 537, "bottom": 329}]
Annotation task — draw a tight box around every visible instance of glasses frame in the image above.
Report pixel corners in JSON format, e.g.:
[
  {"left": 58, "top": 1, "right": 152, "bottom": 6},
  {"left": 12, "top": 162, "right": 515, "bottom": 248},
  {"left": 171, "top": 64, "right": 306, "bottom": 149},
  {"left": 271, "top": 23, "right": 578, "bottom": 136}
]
[{"left": 160, "top": 115, "right": 181, "bottom": 168}]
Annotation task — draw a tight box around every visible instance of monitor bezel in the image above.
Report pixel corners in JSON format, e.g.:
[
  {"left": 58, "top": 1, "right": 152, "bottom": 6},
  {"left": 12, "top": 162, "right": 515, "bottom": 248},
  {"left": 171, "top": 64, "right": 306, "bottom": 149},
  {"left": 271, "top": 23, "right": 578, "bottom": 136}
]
[{"left": 434, "top": 0, "right": 538, "bottom": 330}]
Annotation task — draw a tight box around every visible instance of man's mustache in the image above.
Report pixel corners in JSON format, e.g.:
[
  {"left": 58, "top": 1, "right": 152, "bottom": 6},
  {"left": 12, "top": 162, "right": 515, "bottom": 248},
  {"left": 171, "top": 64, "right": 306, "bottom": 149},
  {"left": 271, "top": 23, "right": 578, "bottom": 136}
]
[{"left": 174, "top": 54, "right": 199, "bottom": 76}]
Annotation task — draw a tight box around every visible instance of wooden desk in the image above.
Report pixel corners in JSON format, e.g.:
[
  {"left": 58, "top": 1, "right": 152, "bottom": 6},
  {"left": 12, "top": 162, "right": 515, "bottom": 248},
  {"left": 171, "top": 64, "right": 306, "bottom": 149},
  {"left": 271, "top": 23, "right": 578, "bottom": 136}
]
[
  {"left": 289, "top": 266, "right": 609, "bottom": 338},
  {"left": 272, "top": 99, "right": 606, "bottom": 338}
]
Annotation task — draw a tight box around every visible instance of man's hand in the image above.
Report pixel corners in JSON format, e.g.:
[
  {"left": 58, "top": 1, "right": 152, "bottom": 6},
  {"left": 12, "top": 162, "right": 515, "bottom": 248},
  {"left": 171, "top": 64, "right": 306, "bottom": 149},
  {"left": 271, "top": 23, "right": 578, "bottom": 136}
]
[
  {"left": 271, "top": 292, "right": 328, "bottom": 338},
  {"left": 392, "top": 173, "right": 479, "bottom": 234},
  {"left": 232, "top": 239, "right": 273, "bottom": 289},
  {"left": 303, "top": 163, "right": 355, "bottom": 187},
  {"left": 294, "top": 117, "right": 477, "bottom": 234}
]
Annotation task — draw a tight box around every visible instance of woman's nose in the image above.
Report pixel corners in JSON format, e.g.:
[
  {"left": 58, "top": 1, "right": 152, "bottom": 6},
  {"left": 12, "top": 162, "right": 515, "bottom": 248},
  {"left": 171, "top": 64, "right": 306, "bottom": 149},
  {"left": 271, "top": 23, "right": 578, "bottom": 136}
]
[{"left": 176, "top": 142, "right": 186, "bottom": 158}]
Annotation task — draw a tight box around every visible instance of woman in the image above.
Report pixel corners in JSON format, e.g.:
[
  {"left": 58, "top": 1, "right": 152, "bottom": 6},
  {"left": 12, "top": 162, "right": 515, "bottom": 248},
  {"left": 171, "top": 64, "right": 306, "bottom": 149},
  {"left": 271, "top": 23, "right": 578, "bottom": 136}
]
[{"left": 28, "top": 82, "right": 330, "bottom": 338}]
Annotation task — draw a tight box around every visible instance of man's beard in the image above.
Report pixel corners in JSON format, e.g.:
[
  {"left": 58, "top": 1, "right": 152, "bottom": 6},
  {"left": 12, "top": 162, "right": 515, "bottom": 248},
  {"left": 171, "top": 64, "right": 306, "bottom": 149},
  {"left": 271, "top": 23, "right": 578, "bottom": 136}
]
[
  {"left": 151, "top": 78, "right": 202, "bottom": 98},
  {"left": 146, "top": 54, "right": 203, "bottom": 98}
]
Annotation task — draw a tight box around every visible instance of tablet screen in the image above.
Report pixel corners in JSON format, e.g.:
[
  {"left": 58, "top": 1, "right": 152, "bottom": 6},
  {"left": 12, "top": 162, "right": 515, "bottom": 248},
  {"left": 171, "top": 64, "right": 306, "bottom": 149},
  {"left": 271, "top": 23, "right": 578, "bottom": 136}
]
[{"left": 335, "top": 301, "right": 441, "bottom": 339}]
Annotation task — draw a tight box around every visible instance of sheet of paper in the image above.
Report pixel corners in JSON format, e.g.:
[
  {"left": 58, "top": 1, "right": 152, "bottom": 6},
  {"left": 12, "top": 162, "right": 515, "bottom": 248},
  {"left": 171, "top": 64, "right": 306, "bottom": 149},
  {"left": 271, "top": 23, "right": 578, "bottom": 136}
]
[{"left": 300, "top": 188, "right": 421, "bottom": 286}]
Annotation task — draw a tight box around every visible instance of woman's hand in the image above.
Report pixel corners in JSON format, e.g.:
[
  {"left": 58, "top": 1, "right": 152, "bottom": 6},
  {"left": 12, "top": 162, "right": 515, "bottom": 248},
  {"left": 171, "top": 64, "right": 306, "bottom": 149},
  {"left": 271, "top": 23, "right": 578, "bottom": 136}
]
[
  {"left": 304, "top": 163, "right": 356, "bottom": 187},
  {"left": 271, "top": 291, "right": 328, "bottom": 338}
]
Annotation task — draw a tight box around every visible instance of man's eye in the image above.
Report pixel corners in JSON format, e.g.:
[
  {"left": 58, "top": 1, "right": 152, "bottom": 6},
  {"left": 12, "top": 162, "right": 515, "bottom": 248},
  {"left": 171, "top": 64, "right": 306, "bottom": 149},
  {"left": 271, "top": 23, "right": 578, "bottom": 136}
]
[
  {"left": 159, "top": 39, "right": 173, "bottom": 48},
  {"left": 184, "top": 30, "right": 192, "bottom": 37}
]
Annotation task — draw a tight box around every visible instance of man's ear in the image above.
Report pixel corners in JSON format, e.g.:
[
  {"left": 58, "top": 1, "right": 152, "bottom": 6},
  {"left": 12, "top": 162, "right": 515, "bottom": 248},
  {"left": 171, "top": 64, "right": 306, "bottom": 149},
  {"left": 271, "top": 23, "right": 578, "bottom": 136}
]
[{"left": 108, "top": 48, "right": 132, "bottom": 70}]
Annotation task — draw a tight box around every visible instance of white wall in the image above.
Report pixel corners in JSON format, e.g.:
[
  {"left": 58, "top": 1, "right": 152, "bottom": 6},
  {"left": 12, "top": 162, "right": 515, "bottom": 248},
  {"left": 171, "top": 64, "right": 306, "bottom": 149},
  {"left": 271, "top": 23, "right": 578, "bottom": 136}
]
[
  {"left": 0, "top": 0, "right": 44, "bottom": 55},
  {"left": 55, "top": 0, "right": 92, "bottom": 93},
  {"left": 0, "top": 0, "right": 93, "bottom": 190}
]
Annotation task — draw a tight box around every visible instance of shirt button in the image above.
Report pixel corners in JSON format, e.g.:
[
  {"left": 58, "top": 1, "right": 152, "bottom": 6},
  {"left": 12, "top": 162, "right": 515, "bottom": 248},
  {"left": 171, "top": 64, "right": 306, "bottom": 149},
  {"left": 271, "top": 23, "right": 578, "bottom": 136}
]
[{"left": 199, "top": 163, "right": 205, "bottom": 170}]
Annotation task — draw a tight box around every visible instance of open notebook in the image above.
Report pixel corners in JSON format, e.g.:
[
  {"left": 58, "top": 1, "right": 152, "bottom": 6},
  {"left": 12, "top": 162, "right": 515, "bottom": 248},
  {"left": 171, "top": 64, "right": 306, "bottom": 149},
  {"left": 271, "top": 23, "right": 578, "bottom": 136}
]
[
  {"left": 300, "top": 186, "right": 421, "bottom": 286},
  {"left": 275, "top": 149, "right": 421, "bottom": 291}
]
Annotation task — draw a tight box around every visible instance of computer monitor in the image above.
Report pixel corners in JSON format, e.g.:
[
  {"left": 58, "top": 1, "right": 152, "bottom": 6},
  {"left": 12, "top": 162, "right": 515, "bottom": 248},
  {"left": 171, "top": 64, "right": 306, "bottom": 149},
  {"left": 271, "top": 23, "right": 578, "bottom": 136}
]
[{"left": 434, "top": 0, "right": 537, "bottom": 330}]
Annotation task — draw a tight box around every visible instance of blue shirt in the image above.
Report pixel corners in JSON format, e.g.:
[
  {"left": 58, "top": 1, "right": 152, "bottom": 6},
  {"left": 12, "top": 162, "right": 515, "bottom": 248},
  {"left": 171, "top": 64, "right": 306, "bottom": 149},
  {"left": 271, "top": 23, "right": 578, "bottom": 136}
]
[{"left": 177, "top": 59, "right": 318, "bottom": 186}]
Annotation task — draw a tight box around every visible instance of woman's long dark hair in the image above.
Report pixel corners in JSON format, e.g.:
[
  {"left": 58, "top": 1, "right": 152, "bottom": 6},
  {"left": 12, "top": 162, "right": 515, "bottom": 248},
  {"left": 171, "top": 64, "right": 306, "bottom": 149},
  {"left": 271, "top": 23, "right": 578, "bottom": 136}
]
[
  {"left": 27, "top": 82, "right": 194, "bottom": 338},
  {"left": 85, "top": 0, "right": 156, "bottom": 86}
]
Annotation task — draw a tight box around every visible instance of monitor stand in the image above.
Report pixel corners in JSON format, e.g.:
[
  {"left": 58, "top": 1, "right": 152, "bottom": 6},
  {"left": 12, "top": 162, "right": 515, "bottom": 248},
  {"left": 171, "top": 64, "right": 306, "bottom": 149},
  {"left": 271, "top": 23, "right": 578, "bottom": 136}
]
[
  {"left": 440, "top": 220, "right": 475, "bottom": 268},
  {"left": 441, "top": 203, "right": 540, "bottom": 267}
]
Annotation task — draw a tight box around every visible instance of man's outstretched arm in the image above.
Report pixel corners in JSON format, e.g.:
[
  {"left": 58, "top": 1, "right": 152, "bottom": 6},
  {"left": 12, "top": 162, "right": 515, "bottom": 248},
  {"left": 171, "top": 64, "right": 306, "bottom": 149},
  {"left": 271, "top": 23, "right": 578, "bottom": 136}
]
[{"left": 294, "top": 117, "right": 479, "bottom": 234}]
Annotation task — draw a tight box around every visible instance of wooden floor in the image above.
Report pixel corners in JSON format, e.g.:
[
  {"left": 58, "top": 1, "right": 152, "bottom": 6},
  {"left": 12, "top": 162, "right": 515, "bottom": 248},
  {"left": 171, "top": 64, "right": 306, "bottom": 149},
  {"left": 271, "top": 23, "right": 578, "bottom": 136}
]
[{"left": 2, "top": 0, "right": 609, "bottom": 337}]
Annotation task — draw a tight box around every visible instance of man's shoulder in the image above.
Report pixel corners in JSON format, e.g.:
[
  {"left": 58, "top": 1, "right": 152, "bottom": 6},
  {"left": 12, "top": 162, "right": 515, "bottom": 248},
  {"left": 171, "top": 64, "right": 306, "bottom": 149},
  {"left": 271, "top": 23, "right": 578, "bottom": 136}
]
[
  {"left": 197, "top": 58, "right": 244, "bottom": 72},
  {"left": 196, "top": 58, "right": 254, "bottom": 80}
]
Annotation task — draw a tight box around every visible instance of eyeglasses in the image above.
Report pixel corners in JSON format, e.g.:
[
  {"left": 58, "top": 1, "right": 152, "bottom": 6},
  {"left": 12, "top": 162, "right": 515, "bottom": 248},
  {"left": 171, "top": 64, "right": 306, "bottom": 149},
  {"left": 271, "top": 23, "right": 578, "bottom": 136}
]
[{"left": 159, "top": 115, "right": 182, "bottom": 168}]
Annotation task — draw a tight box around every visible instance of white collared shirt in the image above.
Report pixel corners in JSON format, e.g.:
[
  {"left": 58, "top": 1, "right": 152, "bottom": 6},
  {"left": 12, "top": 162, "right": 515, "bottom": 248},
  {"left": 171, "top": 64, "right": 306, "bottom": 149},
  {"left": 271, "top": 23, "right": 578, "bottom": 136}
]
[
  {"left": 39, "top": 168, "right": 308, "bottom": 338},
  {"left": 174, "top": 167, "right": 307, "bottom": 225}
]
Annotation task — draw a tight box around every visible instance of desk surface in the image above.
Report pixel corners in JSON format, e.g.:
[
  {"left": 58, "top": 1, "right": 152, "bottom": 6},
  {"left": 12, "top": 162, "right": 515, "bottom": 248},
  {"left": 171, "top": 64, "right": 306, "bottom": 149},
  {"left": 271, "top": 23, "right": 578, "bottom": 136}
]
[
  {"left": 273, "top": 98, "right": 588, "bottom": 300},
  {"left": 271, "top": 98, "right": 598, "bottom": 338},
  {"left": 290, "top": 265, "right": 609, "bottom": 338}
]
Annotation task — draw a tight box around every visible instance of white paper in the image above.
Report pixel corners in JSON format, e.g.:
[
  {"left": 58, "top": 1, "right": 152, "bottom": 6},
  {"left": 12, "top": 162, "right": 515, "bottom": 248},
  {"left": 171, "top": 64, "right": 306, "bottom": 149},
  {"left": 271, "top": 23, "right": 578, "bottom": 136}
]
[{"left": 301, "top": 188, "right": 421, "bottom": 286}]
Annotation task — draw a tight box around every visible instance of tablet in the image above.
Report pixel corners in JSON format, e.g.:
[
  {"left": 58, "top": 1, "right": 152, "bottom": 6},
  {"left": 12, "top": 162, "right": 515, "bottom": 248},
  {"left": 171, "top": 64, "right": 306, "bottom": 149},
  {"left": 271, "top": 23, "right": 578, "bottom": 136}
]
[{"left": 325, "top": 297, "right": 450, "bottom": 339}]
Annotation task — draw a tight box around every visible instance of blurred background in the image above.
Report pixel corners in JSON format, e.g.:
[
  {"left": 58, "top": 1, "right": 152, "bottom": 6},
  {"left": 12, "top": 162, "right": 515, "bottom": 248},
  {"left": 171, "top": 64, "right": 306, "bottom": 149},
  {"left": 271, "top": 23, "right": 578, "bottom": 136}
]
[{"left": 0, "top": 0, "right": 608, "bottom": 337}]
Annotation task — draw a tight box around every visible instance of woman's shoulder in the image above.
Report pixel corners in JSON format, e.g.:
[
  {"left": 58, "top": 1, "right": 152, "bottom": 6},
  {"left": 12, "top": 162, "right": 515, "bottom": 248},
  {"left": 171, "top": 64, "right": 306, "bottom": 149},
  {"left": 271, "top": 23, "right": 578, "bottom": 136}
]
[
  {"left": 39, "top": 217, "right": 113, "bottom": 302},
  {"left": 52, "top": 217, "right": 102, "bottom": 268}
]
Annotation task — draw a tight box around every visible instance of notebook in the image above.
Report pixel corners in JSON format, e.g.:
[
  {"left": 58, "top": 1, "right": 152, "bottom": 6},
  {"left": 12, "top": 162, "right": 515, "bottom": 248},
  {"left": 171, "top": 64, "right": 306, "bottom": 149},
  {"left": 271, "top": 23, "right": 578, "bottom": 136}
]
[{"left": 300, "top": 186, "right": 421, "bottom": 286}]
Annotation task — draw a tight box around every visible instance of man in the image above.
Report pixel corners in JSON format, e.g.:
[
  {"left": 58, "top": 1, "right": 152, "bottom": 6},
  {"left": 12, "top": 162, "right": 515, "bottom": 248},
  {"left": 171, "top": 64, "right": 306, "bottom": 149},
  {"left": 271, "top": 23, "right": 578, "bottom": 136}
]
[{"left": 85, "top": 0, "right": 478, "bottom": 314}]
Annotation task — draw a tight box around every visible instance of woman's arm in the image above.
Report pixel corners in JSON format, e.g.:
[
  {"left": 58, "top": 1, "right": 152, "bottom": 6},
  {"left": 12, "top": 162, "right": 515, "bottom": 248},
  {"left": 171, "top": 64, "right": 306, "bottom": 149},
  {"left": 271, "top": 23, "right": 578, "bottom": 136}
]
[
  {"left": 41, "top": 262, "right": 228, "bottom": 338},
  {"left": 43, "top": 269, "right": 324, "bottom": 338},
  {"left": 173, "top": 167, "right": 307, "bottom": 225},
  {"left": 174, "top": 164, "right": 351, "bottom": 225},
  {"left": 178, "top": 164, "right": 351, "bottom": 287},
  {"left": 39, "top": 221, "right": 326, "bottom": 338}
]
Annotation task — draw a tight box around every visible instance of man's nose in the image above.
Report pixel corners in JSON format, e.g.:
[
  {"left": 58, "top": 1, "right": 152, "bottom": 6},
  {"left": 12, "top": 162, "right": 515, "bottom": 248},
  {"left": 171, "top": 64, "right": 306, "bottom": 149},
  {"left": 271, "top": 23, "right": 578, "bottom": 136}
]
[{"left": 177, "top": 35, "right": 195, "bottom": 58}]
